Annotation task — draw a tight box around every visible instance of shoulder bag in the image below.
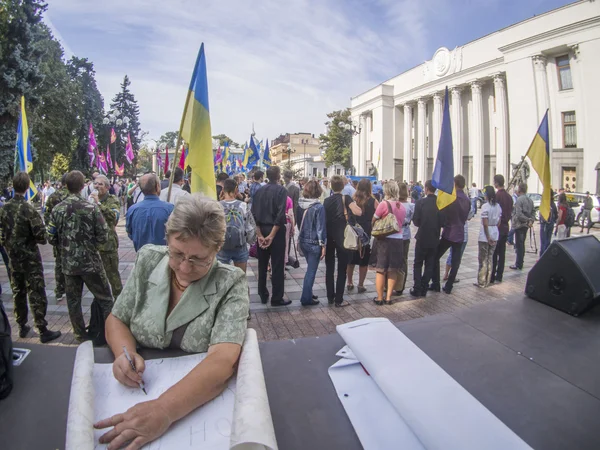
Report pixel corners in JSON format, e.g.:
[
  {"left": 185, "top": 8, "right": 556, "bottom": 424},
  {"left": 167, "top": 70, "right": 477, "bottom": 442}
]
[
  {"left": 342, "top": 196, "right": 369, "bottom": 254},
  {"left": 372, "top": 200, "right": 400, "bottom": 239}
]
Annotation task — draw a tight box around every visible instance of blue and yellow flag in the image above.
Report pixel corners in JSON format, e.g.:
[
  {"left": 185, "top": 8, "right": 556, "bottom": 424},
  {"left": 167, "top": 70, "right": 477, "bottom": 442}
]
[
  {"left": 431, "top": 87, "right": 456, "bottom": 210},
  {"left": 180, "top": 43, "right": 216, "bottom": 198},
  {"left": 526, "top": 110, "right": 551, "bottom": 221},
  {"left": 14, "top": 96, "right": 38, "bottom": 199},
  {"left": 263, "top": 139, "right": 271, "bottom": 168},
  {"left": 243, "top": 136, "right": 260, "bottom": 171}
]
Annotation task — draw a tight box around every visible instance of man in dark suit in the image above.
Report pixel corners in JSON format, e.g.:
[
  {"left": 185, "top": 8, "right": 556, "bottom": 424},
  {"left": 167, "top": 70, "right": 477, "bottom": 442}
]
[
  {"left": 411, "top": 180, "right": 443, "bottom": 298},
  {"left": 431, "top": 175, "right": 471, "bottom": 294}
]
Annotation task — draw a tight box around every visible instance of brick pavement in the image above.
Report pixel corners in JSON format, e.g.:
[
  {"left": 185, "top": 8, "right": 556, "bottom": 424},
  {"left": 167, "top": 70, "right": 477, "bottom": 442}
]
[{"left": 2, "top": 213, "right": 598, "bottom": 346}]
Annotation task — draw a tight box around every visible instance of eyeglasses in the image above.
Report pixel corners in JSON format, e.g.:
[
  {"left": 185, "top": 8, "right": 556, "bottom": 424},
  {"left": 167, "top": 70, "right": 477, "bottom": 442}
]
[{"left": 167, "top": 248, "right": 214, "bottom": 268}]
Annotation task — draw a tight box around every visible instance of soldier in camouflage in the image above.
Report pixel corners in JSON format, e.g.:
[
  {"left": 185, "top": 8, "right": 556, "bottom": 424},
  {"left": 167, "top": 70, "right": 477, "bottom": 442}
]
[
  {"left": 90, "top": 175, "right": 123, "bottom": 298},
  {"left": 43, "top": 173, "right": 69, "bottom": 300},
  {"left": 47, "top": 171, "right": 113, "bottom": 341},
  {"left": 0, "top": 172, "right": 61, "bottom": 343}
]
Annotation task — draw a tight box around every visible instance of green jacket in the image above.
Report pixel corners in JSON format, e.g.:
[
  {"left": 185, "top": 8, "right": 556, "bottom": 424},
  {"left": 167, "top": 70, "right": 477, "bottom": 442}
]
[
  {"left": 48, "top": 194, "right": 108, "bottom": 276},
  {"left": 97, "top": 193, "right": 120, "bottom": 253},
  {"left": 0, "top": 195, "right": 46, "bottom": 271},
  {"left": 111, "top": 245, "right": 249, "bottom": 353},
  {"left": 43, "top": 188, "right": 69, "bottom": 225}
]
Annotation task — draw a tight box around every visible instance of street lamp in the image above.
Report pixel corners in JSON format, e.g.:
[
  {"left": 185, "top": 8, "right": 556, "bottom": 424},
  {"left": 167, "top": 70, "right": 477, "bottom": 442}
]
[
  {"left": 301, "top": 138, "right": 309, "bottom": 177},
  {"left": 339, "top": 120, "right": 362, "bottom": 175},
  {"left": 284, "top": 143, "right": 296, "bottom": 171},
  {"left": 103, "top": 109, "right": 132, "bottom": 176}
]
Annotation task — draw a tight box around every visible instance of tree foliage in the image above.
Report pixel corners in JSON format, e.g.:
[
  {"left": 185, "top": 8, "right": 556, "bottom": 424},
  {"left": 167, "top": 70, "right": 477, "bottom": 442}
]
[
  {"left": 0, "top": 0, "right": 47, "bottom": 183},
  {"left": 212, "top": 134, "right": 238, "bottom": 147},
  {"left": 157, "top": 131, "right": 179, "bottom": 150},
  {"left": 108, "top": 75, "right": 141, "bottom": 177},
  {"left": 49, "top": 153, "right": 69, "bottom": 180},
  {"left": 319, "top": 108, "right": 352, "bottom": 170}
]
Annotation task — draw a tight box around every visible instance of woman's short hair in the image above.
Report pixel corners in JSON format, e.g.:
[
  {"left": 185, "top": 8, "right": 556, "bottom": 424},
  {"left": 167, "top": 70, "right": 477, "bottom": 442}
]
[
  {"left": 166, "top": 194, "right": 225, "bottom": 252},
  {"left": 398, "top": 182, "right": 409, "bottom": 201},
  {"left": 95, "top": 175, "right": 110, "bottom": 188},
  {"left": 384, "top": 180, "right": 399, "bottom": 200},
  {"left": 330, "top": 175, "right": 344, "bottom": 192},
  {"left": 303, "top": 180, "right": 322, "bottom": 199}
]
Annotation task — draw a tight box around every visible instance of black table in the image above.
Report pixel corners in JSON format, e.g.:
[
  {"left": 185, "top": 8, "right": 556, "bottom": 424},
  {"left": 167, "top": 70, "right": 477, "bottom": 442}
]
[{"left": 2, "top": 295, "right": 600, "bottom": 450}]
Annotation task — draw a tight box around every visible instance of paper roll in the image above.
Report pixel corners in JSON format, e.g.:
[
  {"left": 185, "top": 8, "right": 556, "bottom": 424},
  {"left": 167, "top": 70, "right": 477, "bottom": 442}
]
[
  {"left": 65, "top": 341, "right": 95, "bottom": 450},
  {"left": 230, "top": 329, "right": 278, "bottom": 450}
]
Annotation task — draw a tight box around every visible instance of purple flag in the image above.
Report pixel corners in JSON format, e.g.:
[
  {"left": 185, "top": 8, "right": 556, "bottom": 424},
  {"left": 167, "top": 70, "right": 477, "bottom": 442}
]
[
  {"left": 88, "top": 123, "right": 97, "bottom": 165},
  {"left": 125, "top": 133, "right": 134, "bottom": 164}
]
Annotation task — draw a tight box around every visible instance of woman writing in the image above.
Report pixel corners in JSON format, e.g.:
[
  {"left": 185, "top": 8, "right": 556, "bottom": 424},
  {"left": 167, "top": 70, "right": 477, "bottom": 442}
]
[
  {"left": 475, "top": 186, "right": 502, "bottom": 288},
  {"left": 346, "top": 179, "right": 378, "bottom": 293},
  {"left": 324, "top": 175, "right": 362, "bottom": 307},
  {"left": 298, "top": 180, "right": 326, "bottom": 306},
  {"left": 95, "top": 195, "right": 249, "bottom": 449},
  {"left": 372, "top": 181, "right": 406, "bottom": 305}
]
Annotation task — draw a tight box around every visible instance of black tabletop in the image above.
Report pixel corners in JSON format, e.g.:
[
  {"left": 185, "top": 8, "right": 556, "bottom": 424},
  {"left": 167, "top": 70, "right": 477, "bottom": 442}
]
[{"left": 2, "top": 296, "right": 600, "bottom": 450}]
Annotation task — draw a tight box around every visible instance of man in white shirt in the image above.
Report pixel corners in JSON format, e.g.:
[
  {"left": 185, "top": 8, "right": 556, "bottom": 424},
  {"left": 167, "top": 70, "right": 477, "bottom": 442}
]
[
  {"left": 159, "top": 167, "right": 190, "bottom": 205},
  {"left": 469, "top": 182, "right": 479, "bottom": 214}
]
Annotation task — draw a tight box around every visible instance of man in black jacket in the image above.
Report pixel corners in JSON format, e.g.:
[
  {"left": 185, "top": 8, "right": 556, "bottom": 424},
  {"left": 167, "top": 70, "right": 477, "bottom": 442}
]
[{"left": 411, "top": 180, "right": 443, "bottom": 298}]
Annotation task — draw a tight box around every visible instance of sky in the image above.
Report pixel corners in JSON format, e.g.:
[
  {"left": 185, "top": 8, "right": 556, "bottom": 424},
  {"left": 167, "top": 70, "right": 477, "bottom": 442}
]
[{"left": 45, "top": 0, "right": 575, "bottom": 146}]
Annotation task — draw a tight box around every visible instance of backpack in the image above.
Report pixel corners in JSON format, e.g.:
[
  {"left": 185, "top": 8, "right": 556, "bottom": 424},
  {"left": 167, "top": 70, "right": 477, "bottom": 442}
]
[
  {"left": 565, "top": 206, "right": 575, "bottom": 228},
  {"left": 222, "top": 201, "right": 247, "bottom": 250},
  {"left": 0, "top": 301, "right": 14, "bottom": 400}
]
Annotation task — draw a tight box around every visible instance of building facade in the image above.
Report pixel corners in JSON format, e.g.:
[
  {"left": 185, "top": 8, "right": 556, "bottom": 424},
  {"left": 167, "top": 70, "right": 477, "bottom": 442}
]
[
  {"left": 350, "top": 1, "right": 600, "bottom": 194},
  {"left": 270, "top": 132, "right": 321, "bottom": 176}
]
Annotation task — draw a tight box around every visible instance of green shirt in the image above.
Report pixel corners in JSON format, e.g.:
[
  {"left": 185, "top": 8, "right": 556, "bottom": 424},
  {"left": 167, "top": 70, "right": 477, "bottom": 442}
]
[
  {"left": 97, "top": 193, "right": 121, "bottom": 253},
  {"left": 112, "top": 245, "right": 249, "bottom": 352}
]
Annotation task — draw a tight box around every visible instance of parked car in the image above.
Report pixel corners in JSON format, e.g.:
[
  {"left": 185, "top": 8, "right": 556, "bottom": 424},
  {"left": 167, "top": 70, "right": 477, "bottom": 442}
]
[
  {"left": 554, "top": 192, "right": 600, "bottom": 227},
  {"left": 526, "top": 193, "right": 542, "bottom": 220}
]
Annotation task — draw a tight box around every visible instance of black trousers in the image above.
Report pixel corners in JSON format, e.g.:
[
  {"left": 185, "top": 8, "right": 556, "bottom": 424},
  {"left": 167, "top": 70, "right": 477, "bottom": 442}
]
[
  {"left": 514, "top": 227, "right": 528, "bottom": 269},
  {"left": 257, "top": 225, "right": 286, "bottom": 303},
  {"left": 433, "top": 238, "right": 464, "bottom": 291},
  {"left": 491, "top": 232, "right": 508, "bottom": 282},
  {"left": 325, "top": 236, "right": 349, "bottom": 304},
  {"left": 413, "top": 241, "right": 437, "bottom": 292}
]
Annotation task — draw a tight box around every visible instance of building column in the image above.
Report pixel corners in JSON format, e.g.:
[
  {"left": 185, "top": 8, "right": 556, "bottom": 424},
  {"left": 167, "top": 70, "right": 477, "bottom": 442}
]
[
  {"left": 403, "top": 104, "right": 413, "bottom": 182},
  {"left": 494, "top": 74, "right": 509, "bottom": 179},
  {"left": 417, "top": 98, "right": 427, "bottom": 183},
  {"left": 432, "top": 92, "right": 443, "bottom": 162},
  {"left": 533, "top": 55, "right": 550, "bottom": 124},
  {"left": 451, "top": 87, "right": 463, "bottom": 176},
  {"left": 470, "top": 81, "right": 484, "bottom": 187}
]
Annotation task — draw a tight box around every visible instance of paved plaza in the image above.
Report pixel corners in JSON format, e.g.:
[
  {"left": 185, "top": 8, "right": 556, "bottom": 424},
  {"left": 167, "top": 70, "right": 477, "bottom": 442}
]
[{"left": 3, "top": 214, "right": 598, "bottom": 346}]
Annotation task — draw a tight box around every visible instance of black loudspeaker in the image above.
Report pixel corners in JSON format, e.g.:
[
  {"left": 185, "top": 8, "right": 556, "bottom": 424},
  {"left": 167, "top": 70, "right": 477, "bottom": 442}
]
[{"left": 526, "top": 235, "right": 600, "bottom": 316}]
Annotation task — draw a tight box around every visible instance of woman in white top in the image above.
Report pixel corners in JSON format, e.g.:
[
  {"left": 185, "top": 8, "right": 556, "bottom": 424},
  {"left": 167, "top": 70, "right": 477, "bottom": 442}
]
[{"left": 475, "top": 186, "right": 502, "bottom": 288}]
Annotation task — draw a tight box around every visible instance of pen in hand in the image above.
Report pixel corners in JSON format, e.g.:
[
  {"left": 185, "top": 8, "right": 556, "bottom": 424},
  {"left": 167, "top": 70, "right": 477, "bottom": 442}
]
[{"left": 122, "top": 346, "right": 147, "bottom": 395}]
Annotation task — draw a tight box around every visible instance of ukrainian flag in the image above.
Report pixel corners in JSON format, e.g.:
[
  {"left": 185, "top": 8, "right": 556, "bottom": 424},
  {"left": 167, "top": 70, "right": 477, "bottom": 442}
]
[
  {"left": 14, "top": 96, "right": 38, "bottom": 199},
  {"left": 431, "top": 87, "right": 456, "bottom": 210},
  {"left": 526, "top": 110, "right": 551, "bottom": 221},
  {"left": 180, "top": 43, "right": 216, "bottom": 198},
  {"left": 243, "top": 137, "right": 259, "bottom": 170},
  {"left": 263, "top": 139, "right": 271, "bottom": 168}
]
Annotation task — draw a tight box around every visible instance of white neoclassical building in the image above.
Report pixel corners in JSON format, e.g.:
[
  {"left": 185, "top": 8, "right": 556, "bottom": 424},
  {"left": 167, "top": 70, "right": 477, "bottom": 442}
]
[{"left": 350, "top": 1, "right": 600, "bottom": 194}]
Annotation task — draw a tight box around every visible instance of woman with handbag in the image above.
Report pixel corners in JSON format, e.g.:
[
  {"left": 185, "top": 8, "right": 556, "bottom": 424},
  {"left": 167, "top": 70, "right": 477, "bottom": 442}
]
[
  {"left": 323, "top": 175, "right": 362, "bottom": 307},
  {"left": 347, "top": 179, "right": 379, "bottom": 293},
  {"left": 297, "top": 181, "right": 326, "bottom": 306},
  {"left": 393, "top": 182, "right": 415, "bottom": 295},
  {"left": 371, "top": 181, "right": 406, "bottom": 305}
]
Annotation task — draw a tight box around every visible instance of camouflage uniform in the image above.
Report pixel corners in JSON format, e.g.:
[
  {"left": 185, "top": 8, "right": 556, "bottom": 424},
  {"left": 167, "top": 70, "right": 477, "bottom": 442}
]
[
  {"left": 97, "top": 193, "right": 123, "bottom": 298},
  {"left": 47, "top": 194, "right": 113, "bottom": 339},
  {"left": 0, "top": 195, "right": 49, "bottom": 331},
  {"left": 43, "top": 188, "right": 68, "bottom": 298}
]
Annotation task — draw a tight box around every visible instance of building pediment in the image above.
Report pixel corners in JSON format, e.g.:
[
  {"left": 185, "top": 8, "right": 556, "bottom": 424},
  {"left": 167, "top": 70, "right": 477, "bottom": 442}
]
[{"left": 422, "top": 47, "right": 463, "bottom": 82}]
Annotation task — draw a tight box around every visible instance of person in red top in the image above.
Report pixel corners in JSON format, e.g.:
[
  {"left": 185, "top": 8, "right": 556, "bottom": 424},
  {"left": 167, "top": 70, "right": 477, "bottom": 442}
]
[
  {"left": 556, "top": 193, "right": 569, "bottom": 239},
  {"left": 372, "top": 181, "right": 406, "bottom": 305},
  {"left": 490, "top": 174, "right": 514, "bottom": 284}
]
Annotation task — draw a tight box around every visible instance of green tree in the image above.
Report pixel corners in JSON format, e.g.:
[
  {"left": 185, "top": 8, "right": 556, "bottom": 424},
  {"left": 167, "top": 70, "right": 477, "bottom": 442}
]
[
  {"left": 0, "top": 0, "right": 47, "bottom": 182},
  {"left": 67, "top": 57, "right": 105, "bottom": 174},
  {"left": 157, "top": 131, "right": 179, "bottom": 150},
  {"left": 319, "top": 108, "right": 352, "bottom": 170},
  {"left": 136, "top": 143, "right": 154, "bottom": 174},
  {"left": 108, "top": 75, "right": 141, "bottom": 176},
  {"left": 29, "top": 23, "right": 78, "bottom": 181},
  {"left": 49, "top": 153, "right": 69, "bottom": 180},
  {"left": 212, "top": 134, "right": 238, "bottom": 147}
]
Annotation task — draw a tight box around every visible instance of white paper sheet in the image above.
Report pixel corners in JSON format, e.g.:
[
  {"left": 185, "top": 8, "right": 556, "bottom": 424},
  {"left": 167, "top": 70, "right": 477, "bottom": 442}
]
[
  {"left": 66, "top": 329, "right": 277, "bottom": 450},
  {"left": 330, "top": 318, "right": 532, "bottom": 450}
]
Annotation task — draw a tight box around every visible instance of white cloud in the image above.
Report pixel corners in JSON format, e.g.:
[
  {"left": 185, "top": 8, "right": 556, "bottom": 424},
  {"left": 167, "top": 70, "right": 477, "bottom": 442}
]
[{"left": 45, "top": 0, "right": 432, "bottom": 144}]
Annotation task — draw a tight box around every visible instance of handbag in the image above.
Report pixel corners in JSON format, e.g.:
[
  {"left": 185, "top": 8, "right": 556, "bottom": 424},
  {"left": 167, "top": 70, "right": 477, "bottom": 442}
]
[
  {"left": 249, "top": 242, "right": 258, "bottom": 258},
  {"left": 341, "top": 196, "right": 369, "bottom": 255},
  {"left": 372, "top": 200, "right": 400, "bottom": 239}
]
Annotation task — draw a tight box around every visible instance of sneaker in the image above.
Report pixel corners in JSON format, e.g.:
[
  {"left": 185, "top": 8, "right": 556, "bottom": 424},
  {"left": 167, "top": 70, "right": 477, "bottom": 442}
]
[
  {"left": 19, "top": 324, "right": 31, "bottom": 338},
  {"left": 39, "top": 329, "right": 61, "bottom": 343}
]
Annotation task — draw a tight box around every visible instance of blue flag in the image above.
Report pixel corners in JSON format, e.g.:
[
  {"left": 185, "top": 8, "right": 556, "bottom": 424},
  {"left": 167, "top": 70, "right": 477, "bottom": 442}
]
[
  {"left": 244, "top": 135, "right": 260, "bottom": 171},
  {"left": 431, "top": 87, "right": 456, "bottom": 210},
  {"left": 263, "top": 139, "right": 271, "bottom": 168}
]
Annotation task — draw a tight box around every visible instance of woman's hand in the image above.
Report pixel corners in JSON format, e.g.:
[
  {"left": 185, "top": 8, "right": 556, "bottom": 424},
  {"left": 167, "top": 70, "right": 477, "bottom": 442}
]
[
  {"left": 113, "top": 351, "right": 145, "bottom": 388},
  {"left": 320, "top": 246, "right": 326, "bottom": 260},
  {"left": 94, "top": 399, "right": 172, "bottom": 450}
]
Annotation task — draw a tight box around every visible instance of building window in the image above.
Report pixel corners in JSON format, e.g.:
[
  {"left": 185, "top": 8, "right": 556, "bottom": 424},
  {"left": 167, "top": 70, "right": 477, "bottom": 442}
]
[
  {"left": 562, "top": 111, "right": 576, "bottom": 148},
  {"left": 312, "top": 167, "right": 317, "bottom": 177},
  {"left": 556, "top": 55, "right": 573, "bottom": 90},
  {"left": 323, "top": 168, "right": 328, "bottom": 177}
]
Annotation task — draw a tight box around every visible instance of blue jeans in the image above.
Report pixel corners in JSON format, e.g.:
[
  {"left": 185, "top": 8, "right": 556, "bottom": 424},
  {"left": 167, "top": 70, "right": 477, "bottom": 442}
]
[
  {"left": 507, "top": 227, "right": 515, "bottom": 245},
  {"left": 539, "top": 222, "right": 554, "bottom": 256},
  {"left": 471, "top": 198, "right": 478, "bottom": 215},
  {"left": 217, "top": 246, "right": 249, "bottom": 264},
  {"left": 300, "top": 242, "right": 321, "bottom": 304}
]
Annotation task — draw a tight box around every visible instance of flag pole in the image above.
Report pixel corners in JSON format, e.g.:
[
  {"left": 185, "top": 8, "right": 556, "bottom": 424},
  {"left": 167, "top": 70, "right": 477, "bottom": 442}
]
[
  {"left": 166, "top": 90, "right": 192, "bottom": 202},
  {"left": 506, "top": 109, "right": 548, "bottom": 191}
]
